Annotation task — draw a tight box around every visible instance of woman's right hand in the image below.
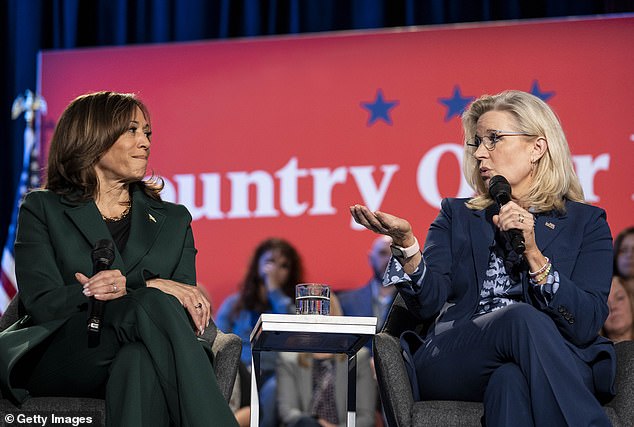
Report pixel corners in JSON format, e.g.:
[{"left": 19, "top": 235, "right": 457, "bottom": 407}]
[
  {"left": 77, "top": 270, "right": 127, "bottom": 300},
  {"left": 349, "top": 204, "right": 415, "bottom": 247},
  {"left": 146, "top": 278, "right": 211, "bottom": 336},
  {"left": 261, "top": 260, "right": 286, "bottom": 291}
]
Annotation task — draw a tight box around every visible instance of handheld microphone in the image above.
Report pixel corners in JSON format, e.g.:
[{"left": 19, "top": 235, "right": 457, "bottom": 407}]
[
  {"left": 87, "top": 239, "right": 115, "bottom": 346},
  {"left": 488, "top": 175, "right": 526, "bottom": 255}
]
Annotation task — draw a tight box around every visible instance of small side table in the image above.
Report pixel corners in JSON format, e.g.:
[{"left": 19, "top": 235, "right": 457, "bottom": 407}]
[{"left": 249, "top": 313, "right": 377, "bottom": 427}]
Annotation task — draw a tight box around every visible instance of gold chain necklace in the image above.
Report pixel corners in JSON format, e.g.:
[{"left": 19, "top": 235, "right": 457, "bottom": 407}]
[{"left": 101, "top": 203, "right": 131, "bottom": 223}]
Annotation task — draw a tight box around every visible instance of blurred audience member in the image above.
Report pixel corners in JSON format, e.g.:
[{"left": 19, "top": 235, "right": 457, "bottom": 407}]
[
  {"left": 614, "top": 226, "right": 634, "bottom": 293},
  {"left": 338, "top": 235, "right": 396, "bottom": 335},
  {"left": 216, "top": 237, "right": 303, "bottom": 427},
  {"left": 276, "top": 295, "right": 377, "bottom": 427},
  {"left": 602, "top": 276, "right": 634, "bottom": 343}
]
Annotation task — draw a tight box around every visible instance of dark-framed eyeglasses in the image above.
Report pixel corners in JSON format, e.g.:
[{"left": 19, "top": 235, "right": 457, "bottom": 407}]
[{"left": 466, "top": 130, "right": 537, "bottom": 151}]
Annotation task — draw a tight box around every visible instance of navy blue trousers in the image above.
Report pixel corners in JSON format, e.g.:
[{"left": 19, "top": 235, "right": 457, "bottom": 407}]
[{"left": 411, "top": 303, "right": 611, "bottom": 427}]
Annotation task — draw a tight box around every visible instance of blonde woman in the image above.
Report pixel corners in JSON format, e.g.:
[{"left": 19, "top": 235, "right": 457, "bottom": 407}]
[{"left": 351, "top": 90, "right": 614, "bottom": 426}]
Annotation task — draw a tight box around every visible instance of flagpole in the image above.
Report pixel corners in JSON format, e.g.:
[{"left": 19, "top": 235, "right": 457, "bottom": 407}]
[{"left": 0, "top": 90, "right": 47, "bottom": 313}]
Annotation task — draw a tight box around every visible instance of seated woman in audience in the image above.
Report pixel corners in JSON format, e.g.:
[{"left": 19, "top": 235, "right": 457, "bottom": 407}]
[
  {"left": 276, "top": 294, "right": 377, "bottom": 427},
  {"left": 602, "top": 276, "right": 634, "bottom": 342},
  {"left": 614, "top": 226, "right": 634, "bottom": 294},
  {"left": 216, "top": 237, "right": 303, "bottom": 426}
]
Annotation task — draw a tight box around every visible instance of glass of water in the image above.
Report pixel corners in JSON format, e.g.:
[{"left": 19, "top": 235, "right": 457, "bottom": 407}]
[{"left": 295, "top": 283, "right": 330, "bottom": 315}]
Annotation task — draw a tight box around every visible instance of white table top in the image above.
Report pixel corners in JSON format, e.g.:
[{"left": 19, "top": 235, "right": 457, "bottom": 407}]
[{"left": 250, "top": 313, "right": 377, "bottom": 354}]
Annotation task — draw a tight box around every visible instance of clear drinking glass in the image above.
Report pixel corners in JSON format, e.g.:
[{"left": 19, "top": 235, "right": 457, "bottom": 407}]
[{"left": 295, "top": 283, "right": 330, "bottom": 315}]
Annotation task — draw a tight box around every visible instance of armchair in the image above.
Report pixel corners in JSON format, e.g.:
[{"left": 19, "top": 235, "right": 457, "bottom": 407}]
[
  {"left": 0, "top": 294, "right": 241, "bottom": 426},
  {"left": 373, "top": 293, "right": 634, "bottom": 427}
]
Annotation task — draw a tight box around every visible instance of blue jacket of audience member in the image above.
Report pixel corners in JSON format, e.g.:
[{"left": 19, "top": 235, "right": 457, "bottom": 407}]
[{"left": 215, "top": 289, "right": 294, "bottom": 375}]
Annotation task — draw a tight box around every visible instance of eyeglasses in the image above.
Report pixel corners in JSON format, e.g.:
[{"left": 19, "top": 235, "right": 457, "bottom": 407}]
[{"left": 466, "top": 130, "right": 537, "bottom": 151}]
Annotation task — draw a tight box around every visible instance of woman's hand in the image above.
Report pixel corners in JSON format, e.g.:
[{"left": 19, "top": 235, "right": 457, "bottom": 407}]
[
  {"left": 261, "top": 258, "right": 288, "bottom": 292},
  {"left": 493, "top": 201, "right": 549, "bottom": 276},
  {"left": 77, "top": 270, "right": 127, "bottom": 301},
  {"left": 146, "top": 278, "right": 211, "bottom": 335},
  {"left": 350, "top": 204, "right": 421, "bottom": 274},
  {"left": 492, "top": 201, "right": 537, "bottom": 252},
  {"left": 349, "top": 204, "right": 415, "bottom": 247}
]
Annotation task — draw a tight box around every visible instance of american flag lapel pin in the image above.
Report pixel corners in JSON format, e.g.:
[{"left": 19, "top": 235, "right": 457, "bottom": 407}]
[
  {"left": 545, "top": 221, "right": 555, "bottom": 230},
  {"left": 148, "top": 213, "right": 156, "bottom": 223}
]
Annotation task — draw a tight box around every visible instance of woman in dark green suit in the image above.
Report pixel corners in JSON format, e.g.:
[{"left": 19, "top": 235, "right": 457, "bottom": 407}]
[{"left": 0, "top": 92, "right": 237, "bottom": 426}]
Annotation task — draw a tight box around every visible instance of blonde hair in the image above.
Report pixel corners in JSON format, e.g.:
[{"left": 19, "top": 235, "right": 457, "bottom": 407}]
[{"left": 462, "top": 90, "right": 584, "bottom": 212}]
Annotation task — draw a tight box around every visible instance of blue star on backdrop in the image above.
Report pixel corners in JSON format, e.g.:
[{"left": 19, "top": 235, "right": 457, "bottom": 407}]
[
  {"left": 438, "top": 85, "right": 475, "bottom": 121},
  {"left": 361, "top": 89, "right": 399, "bottom": 126},
  {"left": 530, "top": 80, "right": 555, "bottom": 102}
]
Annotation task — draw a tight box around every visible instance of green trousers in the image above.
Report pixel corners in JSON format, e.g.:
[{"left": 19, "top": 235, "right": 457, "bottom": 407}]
[{"left": 15, "top": 287, "right": 237, "bottom": 427}]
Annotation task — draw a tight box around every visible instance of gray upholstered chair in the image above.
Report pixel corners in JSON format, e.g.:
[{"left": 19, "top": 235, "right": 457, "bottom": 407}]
[
  {"left": 373, "top": 293, "right": 634, "bottom": 427},
  {"left": 0, "top": 294, "right": 241, "bottom": 426}
]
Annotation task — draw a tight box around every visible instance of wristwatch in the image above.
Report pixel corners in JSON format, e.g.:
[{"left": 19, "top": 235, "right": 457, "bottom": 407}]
[{"left": 390, "top": 237, "right": 420, "bottom": 259}]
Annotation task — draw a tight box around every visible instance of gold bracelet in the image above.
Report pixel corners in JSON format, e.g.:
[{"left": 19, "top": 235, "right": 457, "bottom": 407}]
[{"left": 533, "top": 263, "right": 552, "bottom": 283}]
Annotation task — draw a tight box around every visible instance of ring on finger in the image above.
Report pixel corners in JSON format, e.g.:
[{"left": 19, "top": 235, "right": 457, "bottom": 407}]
[
  {"left": 195, "top": 302, "right": 203, "bottom": 309},
  {"left": 518, "top": 214, "right": 525, "bottom": 223},
  {"left": 112, "top": 283, "right": 118, "bottom": 292}
]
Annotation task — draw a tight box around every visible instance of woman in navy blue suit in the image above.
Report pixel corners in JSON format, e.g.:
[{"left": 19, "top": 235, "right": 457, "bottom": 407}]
[{"left": 350, "top": 90, "right": 614, "bottom": 426}]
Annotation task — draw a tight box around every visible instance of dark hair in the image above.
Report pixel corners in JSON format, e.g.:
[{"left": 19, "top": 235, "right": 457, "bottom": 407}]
[
  {"left": 45, "top": 91, "right": 162, "bottom": 201},
  {"left": 232, "top": 238, "right": 303, "bottom": 317},
  {"left": 614, "top": 226, "right": 634, "bottom": 278}
]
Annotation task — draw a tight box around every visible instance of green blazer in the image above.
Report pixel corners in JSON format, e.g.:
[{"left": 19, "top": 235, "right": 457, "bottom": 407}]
[{"left": 0, "top": 184, "right": 197, "bottom": 402}]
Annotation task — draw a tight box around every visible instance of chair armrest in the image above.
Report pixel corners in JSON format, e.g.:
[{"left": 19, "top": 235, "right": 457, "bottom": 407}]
[
  {"left": 211, "top": 330, "right": 242, "bottom": 402},
  {"left": 374, "top": 331, "right": 414, "bottom": 427},
  {"left": 606, "top": 340, "right": 634, "bottom": 427},
  {"left": 0, "top": 296, "right": 21, "bottom": 332}
]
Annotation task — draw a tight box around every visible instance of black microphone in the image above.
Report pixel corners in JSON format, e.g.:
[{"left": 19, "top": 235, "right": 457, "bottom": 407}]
[
  {"left": 488, "top": 175, "right": 526, "bottom": 255},
  {"left": 87, "top": 239, "right": 115, "bottom": 346}
]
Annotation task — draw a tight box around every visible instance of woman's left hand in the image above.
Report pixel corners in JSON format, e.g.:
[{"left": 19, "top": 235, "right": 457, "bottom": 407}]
[
  {"left": 146, "top": 278, "right": 211, "bottom": 335},
  {"left": 77, "top": 270, "right": 127, "bottom": 301},
  {"left": 492, "top": 201, "right": 538, "bottom": 253}
]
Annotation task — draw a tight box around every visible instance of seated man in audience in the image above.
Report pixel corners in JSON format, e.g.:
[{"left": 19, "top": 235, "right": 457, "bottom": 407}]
[
  {"left": 276, "top": 295, "right": 377, "bottom": 427},
  {"left": 338, "top": 235, "right": 396, "bottom": 337}
]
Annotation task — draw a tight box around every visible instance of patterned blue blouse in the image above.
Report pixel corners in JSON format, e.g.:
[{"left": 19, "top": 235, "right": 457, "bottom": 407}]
[{"left": 383, "top": 245, "right": 560, "bottom": 316}]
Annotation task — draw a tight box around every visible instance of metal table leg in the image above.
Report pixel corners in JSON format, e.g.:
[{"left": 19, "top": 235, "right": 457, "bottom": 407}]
[
  {"left": 347, "top": 351, "right": 357, "bottom": 427},
  {"left": 250, "top": 350, "right": 261, "bottom": 427}
]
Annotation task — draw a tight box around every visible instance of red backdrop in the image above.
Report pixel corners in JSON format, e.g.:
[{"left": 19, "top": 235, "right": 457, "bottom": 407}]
[{"left": 39, "top": 16, "right": 634, "bottom": 311}]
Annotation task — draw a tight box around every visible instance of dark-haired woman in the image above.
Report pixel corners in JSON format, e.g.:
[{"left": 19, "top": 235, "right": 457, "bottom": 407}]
[
  {"left": 216, "top": 238, "right": 303, "bottom": 426},
  {"left": 0, "top": 91, "right": 237, "bottom": 426}
]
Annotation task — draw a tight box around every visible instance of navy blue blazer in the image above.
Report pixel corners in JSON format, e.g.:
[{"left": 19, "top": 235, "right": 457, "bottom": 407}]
[
  {"left": 338, "top": 282, "right": 374, "bottom": 317},
  {"left": 398, "top": 197, "right": 616, "bottom": 397},
  {"left": 338, "top": 281, "right": 395, "bottom": 325}
]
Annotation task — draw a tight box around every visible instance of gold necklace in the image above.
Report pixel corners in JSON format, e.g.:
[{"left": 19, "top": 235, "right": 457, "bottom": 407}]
[{"left": 101, "top": 204, "right": 131, "bottom": 222}]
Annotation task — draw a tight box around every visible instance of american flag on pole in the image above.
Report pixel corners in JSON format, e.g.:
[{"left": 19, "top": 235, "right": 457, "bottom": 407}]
[{"left": 0, "top": 91, "right": 46, "bottom": 314}]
